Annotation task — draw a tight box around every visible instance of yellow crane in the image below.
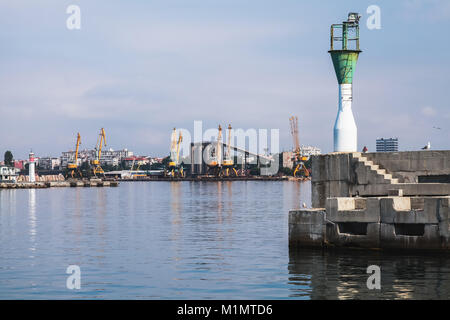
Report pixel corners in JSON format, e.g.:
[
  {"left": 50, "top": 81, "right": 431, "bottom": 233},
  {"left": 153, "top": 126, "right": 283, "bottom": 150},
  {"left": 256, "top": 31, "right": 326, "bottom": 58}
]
[
  {"left": 66, "top": 132, "right": 82, "bottom": 179},
  {"left": 91, "top": 128, "right": 106, "bottom": 177},
  {"left": 129, "top": 157, "right": 147, "bottom": 179},
  {"left": 220, "top": 124, "right": 238, "bottom": 177},
  {"left": 289, "top": 116, "right": 310, "bottom": 178},
  {"left": 167, "top": 128, "right": 184, "bottom": 178}
]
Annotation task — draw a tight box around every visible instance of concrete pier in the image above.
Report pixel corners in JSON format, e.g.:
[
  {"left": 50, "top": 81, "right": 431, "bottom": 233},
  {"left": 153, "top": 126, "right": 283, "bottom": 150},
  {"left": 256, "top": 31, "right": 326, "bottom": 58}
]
[
  {"left": 0, "top": 180, "right": 119, "bottom": 189},
  {"left": 290, "top": 151, "right": 450, "bottom": 251}
]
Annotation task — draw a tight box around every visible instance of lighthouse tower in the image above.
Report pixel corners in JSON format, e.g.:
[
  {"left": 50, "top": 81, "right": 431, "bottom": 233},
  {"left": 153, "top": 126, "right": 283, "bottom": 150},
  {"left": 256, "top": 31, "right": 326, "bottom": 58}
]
[
  {"left": 329, "top": 13, "right": 362, "bottom": 152},
  {"left": 29, "top": 151, "right": 36, "bottom": 183}
]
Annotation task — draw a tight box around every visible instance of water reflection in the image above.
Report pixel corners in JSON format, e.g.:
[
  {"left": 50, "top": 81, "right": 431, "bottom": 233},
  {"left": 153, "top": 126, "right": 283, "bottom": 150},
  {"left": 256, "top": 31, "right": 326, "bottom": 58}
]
[
  {"left": 28, "top": 189, "right": 37, "bottom": 256},
  {"left": 2, "top": 181, "right": 449, "bottom": 299},
  {"left": 170, "top": 182, "right": 182, "bottom": 243},
  {"left": 288, "top": 248, "right": 450, "bottom": 299}
]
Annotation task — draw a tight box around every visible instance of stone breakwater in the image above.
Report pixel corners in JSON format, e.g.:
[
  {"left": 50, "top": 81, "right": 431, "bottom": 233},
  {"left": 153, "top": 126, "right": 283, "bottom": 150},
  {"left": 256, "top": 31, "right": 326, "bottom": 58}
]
[{"left": 289, "top": 151, "right": 450, "bottom": 251}]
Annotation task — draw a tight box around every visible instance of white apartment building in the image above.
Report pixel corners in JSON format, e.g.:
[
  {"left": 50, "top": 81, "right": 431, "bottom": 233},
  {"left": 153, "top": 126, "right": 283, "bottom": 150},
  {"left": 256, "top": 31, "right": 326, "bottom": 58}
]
[
  {"left": 61, "top": 148, "right": 134, "bottom": 168},
  {"left": 38, "top": 157, "right": 61, "bottom": 170}
]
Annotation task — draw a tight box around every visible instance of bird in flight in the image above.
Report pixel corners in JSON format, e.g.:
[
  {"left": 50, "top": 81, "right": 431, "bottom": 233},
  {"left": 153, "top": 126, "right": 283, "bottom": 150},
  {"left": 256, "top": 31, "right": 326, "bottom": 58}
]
[{"left": 433, "top": 126, "right": 442, "bottom": 130}]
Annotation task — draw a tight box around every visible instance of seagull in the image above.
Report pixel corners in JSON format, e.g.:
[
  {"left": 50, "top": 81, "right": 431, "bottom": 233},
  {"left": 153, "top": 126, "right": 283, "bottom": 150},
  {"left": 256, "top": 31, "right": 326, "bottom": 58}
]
[
  {"left": 433, "top": 126, "right": 442, "bottom": 130},
  {"left": 302, "top": 202, "right": 307, "bottom": 208},
  {"left": 422, "top": 142, "right": 431, "bottom": 150}
]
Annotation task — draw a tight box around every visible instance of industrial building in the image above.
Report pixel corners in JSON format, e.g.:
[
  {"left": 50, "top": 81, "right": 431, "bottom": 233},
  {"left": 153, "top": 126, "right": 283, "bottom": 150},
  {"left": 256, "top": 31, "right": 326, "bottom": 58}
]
[
  {"left": 282, "top": 151, "right": 295, "bottom": 169},
  {"left": 299, "top": 146, "right": 321, "bottom": 157},
  {"left": 60, "top": 148, "right": 133, "bottom": 168},
  {"left": 376, "top": 138, "right": 399, "bottom": 152},
  {"left": 38, "top": 157, "right": 61, "bottom": 170},
  {"left": 190, "top": 141, "right": 272, "bottom": 176},
  {"left": 281, "top": 146, "right": 321, "bottom": 170},
  {"left": 0, "top": 166, "right": 20, "bottom": 183}
]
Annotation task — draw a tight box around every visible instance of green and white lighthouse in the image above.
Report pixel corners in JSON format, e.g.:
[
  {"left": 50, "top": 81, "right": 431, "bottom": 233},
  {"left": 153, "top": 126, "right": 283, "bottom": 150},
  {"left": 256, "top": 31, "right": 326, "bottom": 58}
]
[{"left": 329, "top": 13, "right": 361, "bottom": 152}]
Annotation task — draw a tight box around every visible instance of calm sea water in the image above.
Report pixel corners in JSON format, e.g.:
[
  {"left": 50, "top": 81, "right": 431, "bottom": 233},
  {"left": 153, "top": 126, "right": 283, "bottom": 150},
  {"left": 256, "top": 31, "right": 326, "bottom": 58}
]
[{"left": 0, "top": 181, "right": 449, "bottom": 299}]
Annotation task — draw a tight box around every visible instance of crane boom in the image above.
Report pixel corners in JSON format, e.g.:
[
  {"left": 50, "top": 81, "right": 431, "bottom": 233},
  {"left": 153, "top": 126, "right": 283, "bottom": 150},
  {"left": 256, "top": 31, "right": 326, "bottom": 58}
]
[
  {"left": 170, "top": 128, "right": 178, "bottom": 163},
  {"left": 97, "top": 128, "right": 106, "bottom": 162},
  {"left": 91, "top": 128, "right": 107, "bottom": 177},
  {"left": 289, "top": 116, "right": 310, "bottom": 177},
  {"left": 167, "top": 128, "right": 185, "bottom": 178},
  {"left": 226, "top": 124, "right": 232, "bottom": 160},
  {"left": 289, "top": 116, "right": 300, "bottom": 153},
  {"left": 66, "top": 132, "right": 82, "bottom": 179},
  {"left": 216, "top": 125, "right": 222, "bottom": 166},
  {"left": 176, "top": 131, "right": 182, "bottom": 165},
  {"left": 74, "top": 133, "right": 81, "bottom": 164}
]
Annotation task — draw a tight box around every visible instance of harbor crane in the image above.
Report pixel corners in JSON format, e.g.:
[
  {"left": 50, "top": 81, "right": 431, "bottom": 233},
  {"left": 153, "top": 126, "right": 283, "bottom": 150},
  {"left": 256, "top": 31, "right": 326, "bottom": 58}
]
[
  {"left": 128, "top": 157, "right": 145, "bottom": 179},
  {"left": 91, "top": 128, "right": 106, "bottom": 177},
  {"left": 66, "top": 132, "right": 82, "bottom": 179},
  {"left": 220, "top": 124, "right": 238, "bottom": 177},
  {"left": 207, "top": 125, "right": 223, "bottom": 176},
  {"left": 289, "top": 116, "right": 310, "bottom": 178},
  {"left": 167, "top": 128, "right": 184, "bottom": 178}
]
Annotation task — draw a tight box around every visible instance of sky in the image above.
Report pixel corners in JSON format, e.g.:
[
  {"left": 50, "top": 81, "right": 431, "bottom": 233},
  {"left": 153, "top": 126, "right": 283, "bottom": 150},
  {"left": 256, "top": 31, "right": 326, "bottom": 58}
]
[{"left": 1, "top": 0, "right": 449, "bottom": 160}]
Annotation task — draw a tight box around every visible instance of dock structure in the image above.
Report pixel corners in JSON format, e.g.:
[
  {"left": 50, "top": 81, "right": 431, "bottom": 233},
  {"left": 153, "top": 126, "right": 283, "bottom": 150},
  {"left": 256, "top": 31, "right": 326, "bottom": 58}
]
[
  {"left": 190, "top": 141, "right": 275, "bottom": 176},
  {"left": 289, "top": 151, "right": 450, "bottom": 251},
  {"left": 0, "top": 180, "right": 119, "bottom": 189}
]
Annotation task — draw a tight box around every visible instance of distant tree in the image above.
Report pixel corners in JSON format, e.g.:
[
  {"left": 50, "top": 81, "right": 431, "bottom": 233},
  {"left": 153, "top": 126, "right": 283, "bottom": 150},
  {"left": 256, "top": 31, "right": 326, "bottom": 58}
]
[
  {"left": 151, "top": 163, "right": 165, "bottom": 170},
  {"left": 249, "top": 166, "right": 260, "bottom": 176},
  {"left": 80, "top": 161, "right": 90, "bottom": 171},
  {"left": 279, "top": 167, "right": 293, "bottom": 176},
  {"left": 304, "top": 158, "right": 312, "bottom": 170},
  {"left": 4, "top": 151, "right": 13, "bottom": 166},
  {"left": 162, "top": 156, "right": 171, "bottom": 167}
]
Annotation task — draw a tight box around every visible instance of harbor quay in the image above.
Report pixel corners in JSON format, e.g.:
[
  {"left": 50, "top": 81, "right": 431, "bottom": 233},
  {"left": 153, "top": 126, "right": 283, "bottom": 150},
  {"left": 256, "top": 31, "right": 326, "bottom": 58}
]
[
  {"left": 0, "top": 180, "right": 119, "bottom": 189},
  {"left": 289, "top": 150, "right": 450, "bottom": 251}
]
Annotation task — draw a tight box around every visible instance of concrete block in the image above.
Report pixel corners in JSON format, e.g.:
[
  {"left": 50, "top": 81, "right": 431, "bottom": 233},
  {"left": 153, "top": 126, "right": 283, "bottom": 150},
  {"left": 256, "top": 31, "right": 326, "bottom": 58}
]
[
  {"left": 354, "top": 161, "right": 369, "bottom": 185},
  {"left": 438, "top": 198, "right": 450, "bottom": 239},
  {"left": 369, "top": 170, "right": 391, "bottom": 184},
  {"left": 380, "top": 197, "right": 411, "bottom": 223},
  {"left": 289, "top": 208, "right": 326, "bottom": 225},
  {"left": 438, "top": 197, "right": 450, "bottom": 220},
  {"left": 289, "top": 209, "right": 326, "bottom": 247},
  {"left": 388, "top": 189, "right": 403, "bottom": 197},
  {"left": 380, "top": 223, "right": 442, "bottom": 250},
  {"left": 312, "top": 181, "right": 327, "bottom": 209},
  {"left": 311, "top": 155, "right": 326, "bottom": 182},
  {"left": 421, "top": 198, "right": 441, "bottom": 224},
  {"left": 383, "top": 160, "right": 411, "bottom": 173},
  {"left": 326, "top": 222, "right": 380, "bottom": 248},
  {"left": 380, "top": 197, "right": 448, "bottom": 225},
  {"left": 326, "top": 197, "right": 355, "bottom": 212},
  {"left": 324, "top": 154, "right": 346, "bottom": 181},
  {"left": 410, "top": 197, "right": 424, "bottom": 210},
  {"left": 355, "top": 198, "right": 366, "bottom": 210},
  {"left": 351, "top": 183, "right": 391, "bottom": 197},
  {"left": 328, "top": 180, "right": 350, "bottom": 198},
  {"left": 327, "top": 197, "right": 380, "bottom": 223}
]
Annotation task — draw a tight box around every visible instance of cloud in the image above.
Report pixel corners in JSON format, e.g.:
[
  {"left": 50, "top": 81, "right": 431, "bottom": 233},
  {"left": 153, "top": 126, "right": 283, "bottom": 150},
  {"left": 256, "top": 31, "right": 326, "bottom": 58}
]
[
  {"left": 421, "top": 106, "right": 437, "bottom": 117},
  {"left": 1, "top": 1, "right": 450, "bottom": 158},
  {"left": 401, "top": 0, "right": 450, "bottom": 21}
]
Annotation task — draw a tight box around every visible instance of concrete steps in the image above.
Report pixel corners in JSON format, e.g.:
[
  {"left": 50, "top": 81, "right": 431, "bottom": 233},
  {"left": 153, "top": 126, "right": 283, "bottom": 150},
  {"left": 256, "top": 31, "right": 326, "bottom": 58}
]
[{"left": 353, "top": 153, "right": 398, "bottom": 185}]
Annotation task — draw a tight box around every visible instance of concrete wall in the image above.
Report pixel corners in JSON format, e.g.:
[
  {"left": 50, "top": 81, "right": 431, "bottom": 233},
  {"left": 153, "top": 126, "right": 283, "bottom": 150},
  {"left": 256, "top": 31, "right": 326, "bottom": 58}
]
[
  {"left": 311, "top": 153, "right": 353, "bottom": 208},
  {"left": 364, "top": 150, "right": 450, "bottom": 183},
  {"left": 292, "top": 150, "right": 450, "bottom": 251},
  {"left": 311, "top": 151, "right": 450, "bottom": 208},
  {"left": 289, "top": 196, "right": 450, "bottom": 250}
]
